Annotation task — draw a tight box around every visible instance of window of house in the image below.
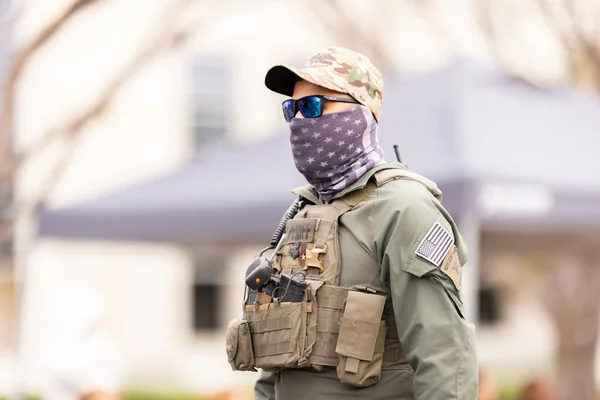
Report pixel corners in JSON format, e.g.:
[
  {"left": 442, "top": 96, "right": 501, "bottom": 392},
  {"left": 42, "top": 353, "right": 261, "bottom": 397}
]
[
  {"left": 191, "top": 248, "right": 226, "bottom": 332},
  {"left": 192, "top": 283, "right": 219, "bottom": 330},
  {"left": 478, "top": 286, "right": 501, "bottom": 324},
  {"left": 190, "top": 58, "right": 231, "bottom": 148}
]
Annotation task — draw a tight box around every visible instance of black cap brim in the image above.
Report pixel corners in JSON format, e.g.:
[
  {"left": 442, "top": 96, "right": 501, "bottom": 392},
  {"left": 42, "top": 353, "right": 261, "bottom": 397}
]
[{"left": 264, "top": 65, "right": 303, "bottom": 96}]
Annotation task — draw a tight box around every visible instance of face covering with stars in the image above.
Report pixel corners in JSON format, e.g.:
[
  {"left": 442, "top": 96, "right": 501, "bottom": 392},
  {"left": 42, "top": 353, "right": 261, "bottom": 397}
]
[{"left": 289, "top": 105, "right": 385, "bottom": 201}]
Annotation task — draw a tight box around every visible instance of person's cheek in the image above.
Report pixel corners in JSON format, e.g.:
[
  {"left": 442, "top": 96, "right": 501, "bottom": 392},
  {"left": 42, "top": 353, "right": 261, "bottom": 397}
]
[{"left": 321, "top": 102, "right": 334, "bottom": 115}]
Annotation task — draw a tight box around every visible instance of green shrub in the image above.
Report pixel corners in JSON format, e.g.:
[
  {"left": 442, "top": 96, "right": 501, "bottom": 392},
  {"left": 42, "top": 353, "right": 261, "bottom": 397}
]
[
  {"left": 122, "top": 391, "right": 202, "bottom": 400},
  {"left": 498, "top": 383, "right": 524, "bottom": 400}
]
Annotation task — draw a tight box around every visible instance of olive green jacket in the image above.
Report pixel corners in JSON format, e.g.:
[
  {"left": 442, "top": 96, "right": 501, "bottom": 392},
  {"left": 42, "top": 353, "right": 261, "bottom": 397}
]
[{"left": 254, "top": 163, "right": 478, "bottom": 400}]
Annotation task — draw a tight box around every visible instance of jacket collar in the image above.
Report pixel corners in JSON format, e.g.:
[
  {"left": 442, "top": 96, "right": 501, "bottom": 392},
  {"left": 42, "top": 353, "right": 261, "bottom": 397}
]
[{"left": 292, "top": 162, "right": 409, "bottom": 204}]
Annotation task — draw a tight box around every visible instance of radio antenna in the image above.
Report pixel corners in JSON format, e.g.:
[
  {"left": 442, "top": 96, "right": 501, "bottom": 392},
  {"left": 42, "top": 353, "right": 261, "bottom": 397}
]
[{"left": 393, "top": 145, "right": 402, "bottom": 163}]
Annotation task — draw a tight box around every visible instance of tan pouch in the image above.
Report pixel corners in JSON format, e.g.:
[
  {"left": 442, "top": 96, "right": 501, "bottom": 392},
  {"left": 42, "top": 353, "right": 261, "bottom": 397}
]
[
  {"left": 335, "top": 290, "right": 387, "bottom": 387},
  {"left": 226, "top": 318, "right": 255, "bottom": 371},
  {"left": 244, "top": 301, "right": 307, "bottom": 369},
  {"left": 244, "top": 279, "right": 324, "bottom": 370}
]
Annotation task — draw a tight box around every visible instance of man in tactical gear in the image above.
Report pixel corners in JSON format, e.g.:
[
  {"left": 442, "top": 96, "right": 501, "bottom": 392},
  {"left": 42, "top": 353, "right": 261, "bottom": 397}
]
[{"left": 227, "top": 47, "right": 477, "bottom": 400}]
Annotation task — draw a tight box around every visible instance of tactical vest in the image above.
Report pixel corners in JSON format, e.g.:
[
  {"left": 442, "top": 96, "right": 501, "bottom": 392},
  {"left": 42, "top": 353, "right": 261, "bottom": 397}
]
[{"left": 226, "top": 167, "right": 443, "bottom": 388}]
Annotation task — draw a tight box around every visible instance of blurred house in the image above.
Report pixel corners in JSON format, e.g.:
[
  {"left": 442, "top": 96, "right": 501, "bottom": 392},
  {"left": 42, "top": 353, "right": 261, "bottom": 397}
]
[{"left": 3, "top": 0, "right": 599, "bottom": 397}]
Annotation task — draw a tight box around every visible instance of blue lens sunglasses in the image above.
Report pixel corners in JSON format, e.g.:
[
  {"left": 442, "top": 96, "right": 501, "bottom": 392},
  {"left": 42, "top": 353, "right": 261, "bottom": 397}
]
[{"left": 282, "top": 95, "right": 359, "bottom": 123}]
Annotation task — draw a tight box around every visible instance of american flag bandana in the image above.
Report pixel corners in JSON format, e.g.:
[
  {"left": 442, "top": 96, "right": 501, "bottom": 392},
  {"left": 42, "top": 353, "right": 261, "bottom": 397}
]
[{"left": 289, "top": 105, "right": 385, "bottom": 201}]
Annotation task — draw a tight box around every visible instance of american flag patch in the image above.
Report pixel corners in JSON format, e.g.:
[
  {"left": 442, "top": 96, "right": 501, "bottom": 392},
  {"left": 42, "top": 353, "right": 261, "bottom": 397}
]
[{"left": 415, "top": 222, "right": 454, "bottom": 267}]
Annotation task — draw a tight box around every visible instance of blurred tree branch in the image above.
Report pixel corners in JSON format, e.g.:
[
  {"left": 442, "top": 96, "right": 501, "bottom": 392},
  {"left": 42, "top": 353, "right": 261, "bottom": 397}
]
[
  {"left": 308, "top": 0, "right": 395, "bottom": 70},
  {"left": 19, "top": 0, "right": 202, "bottom": 214},
  {"left": 475, "top": 0, "right": 600, "bottom": 90},
  {"left": 0, "top": 4, "right": 230, "bottom": 400},
  {"left": 0, "top": 0, "right": 104, "bottom": 168},
  {"left": 534, "top": 0, "right": 600, "bottom": 88},
  {"left": 0, "top": 0, "right": 107, "bottom": 259},
  {"left": 0, "top": 0, "right": 210, "bottom": 231},
  {"left": 0, "top": 0, "right": 231, "bottom": 264},
  {"left": 473, "top": 0, "right": 504, "bottom": 62},
  {"left": 5, "top": 1, "right": 209, "bottom": 396},
  {"left": 8, "top": 0, "right": 102, "bottom": 84}
]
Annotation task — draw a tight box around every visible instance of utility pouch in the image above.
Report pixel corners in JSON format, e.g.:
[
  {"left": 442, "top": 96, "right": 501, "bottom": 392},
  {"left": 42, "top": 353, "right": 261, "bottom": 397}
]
[
  {"left": 335, "top": 290, "right": 387, "bottom": 387},
  {"left": 226, "top": 318, "right": 255, "bottom": 371},
  {"left": 244, "top": 279, "right": 324, "bottom": 370}
]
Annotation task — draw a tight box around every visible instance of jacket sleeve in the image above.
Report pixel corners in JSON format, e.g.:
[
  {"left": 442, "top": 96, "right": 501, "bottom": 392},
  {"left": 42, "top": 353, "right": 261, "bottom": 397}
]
[
  {"left": 375, "top": 182, "right": 478, "bottom": 400},
  {"left": 254, "top": 370, "right": 277, "bottom": 400}
]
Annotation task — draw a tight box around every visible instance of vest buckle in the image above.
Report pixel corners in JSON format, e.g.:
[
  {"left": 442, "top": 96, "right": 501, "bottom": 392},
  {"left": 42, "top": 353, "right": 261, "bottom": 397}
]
[{"left": 305, "top": 243, "right": 328, "bottom": 273}]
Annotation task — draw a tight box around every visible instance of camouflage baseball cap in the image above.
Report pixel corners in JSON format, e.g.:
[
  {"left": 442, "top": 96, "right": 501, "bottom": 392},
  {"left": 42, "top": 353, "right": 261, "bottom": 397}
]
[{"left": 265, "top": 47, "right": 384, "bottom": 122}]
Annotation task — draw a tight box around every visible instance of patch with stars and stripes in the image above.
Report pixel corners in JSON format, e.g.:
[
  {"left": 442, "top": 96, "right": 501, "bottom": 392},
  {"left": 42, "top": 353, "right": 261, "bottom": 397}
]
[{"left": 415, "top": 222, "right": 454, "bottom": 267}]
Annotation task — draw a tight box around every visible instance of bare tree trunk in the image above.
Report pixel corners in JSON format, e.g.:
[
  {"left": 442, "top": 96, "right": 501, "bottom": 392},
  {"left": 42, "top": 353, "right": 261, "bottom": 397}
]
[{"left": 545, "top": 253, "right": 600, "bottom": 400}]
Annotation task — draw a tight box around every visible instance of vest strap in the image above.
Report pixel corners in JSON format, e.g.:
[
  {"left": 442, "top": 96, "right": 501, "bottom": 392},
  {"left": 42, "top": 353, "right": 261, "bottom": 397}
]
[
  {"left": 338, "top": 181, "right": 377, "bottom": 207},
  {"left": 373, "top": 168, "right": 443, "bottom": 201},
  {"left": 331, "top": 167, "right": 442, "bottom": 212}
]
